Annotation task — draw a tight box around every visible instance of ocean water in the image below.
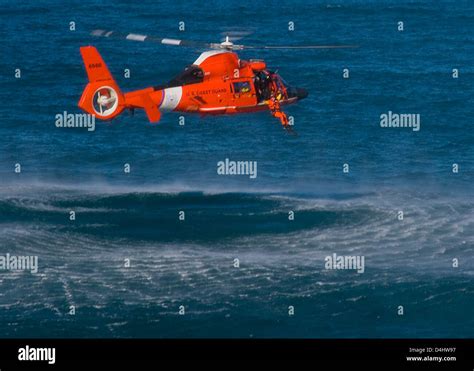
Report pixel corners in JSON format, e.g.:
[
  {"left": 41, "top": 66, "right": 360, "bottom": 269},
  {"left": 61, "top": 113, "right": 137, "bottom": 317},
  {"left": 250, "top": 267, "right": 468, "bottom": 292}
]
[{"left": 0, "top": 0, "right": 473, "bottom": 338}]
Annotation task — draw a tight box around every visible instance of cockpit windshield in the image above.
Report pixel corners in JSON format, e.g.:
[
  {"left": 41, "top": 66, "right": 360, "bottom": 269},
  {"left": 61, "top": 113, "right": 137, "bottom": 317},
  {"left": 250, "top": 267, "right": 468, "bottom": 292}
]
[{"left": 167, "top": 65, "right": 204, "bottom": 87}]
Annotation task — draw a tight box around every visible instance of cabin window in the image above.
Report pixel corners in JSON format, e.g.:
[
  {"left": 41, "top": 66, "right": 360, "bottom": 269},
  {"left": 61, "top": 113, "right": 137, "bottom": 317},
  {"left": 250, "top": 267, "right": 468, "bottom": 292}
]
[{"left": 233, "top": 81, "right": 251, "bottom": 94}]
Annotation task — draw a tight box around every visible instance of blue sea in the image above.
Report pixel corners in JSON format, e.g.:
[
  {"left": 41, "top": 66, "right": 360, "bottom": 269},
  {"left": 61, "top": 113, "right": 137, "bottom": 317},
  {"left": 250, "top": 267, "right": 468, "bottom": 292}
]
[{"left": 0, "top": 0, "right": 473, "bottom": 338}]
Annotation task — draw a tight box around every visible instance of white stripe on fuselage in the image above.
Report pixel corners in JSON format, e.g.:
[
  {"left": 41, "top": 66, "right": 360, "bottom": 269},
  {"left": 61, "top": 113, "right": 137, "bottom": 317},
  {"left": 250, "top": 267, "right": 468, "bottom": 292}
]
[
  {"left": 159, "top": 87, "right": 182, "bottom": 111},
  {"left": 193, "top": 50, "right": 229, "bottom": 65}
]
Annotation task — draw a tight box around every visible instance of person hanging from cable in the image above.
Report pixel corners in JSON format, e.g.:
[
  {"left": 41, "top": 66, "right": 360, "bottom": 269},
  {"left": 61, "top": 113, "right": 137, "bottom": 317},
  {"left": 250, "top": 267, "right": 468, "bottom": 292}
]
[
  {"left": 268, "top": 94, "right": 289, "bottom": 127},
  {"left": 267, "top": 73, "right": 290, "bottom": 128},
  {"left": 261, "top": 72, "right": 296, "bottom": 134}
]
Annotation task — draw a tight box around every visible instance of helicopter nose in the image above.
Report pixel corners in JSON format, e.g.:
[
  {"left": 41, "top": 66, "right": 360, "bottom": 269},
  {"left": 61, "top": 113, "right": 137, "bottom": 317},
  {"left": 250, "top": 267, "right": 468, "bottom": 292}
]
[{"left": 296, "top": 88, "right": 308, "bottom": 100}]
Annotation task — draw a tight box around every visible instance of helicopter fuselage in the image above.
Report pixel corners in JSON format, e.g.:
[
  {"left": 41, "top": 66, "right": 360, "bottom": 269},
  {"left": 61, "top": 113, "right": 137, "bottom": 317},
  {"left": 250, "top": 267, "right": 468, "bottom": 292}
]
[{"left": 78, "top": 47, "right": 307, "bottom": 123}]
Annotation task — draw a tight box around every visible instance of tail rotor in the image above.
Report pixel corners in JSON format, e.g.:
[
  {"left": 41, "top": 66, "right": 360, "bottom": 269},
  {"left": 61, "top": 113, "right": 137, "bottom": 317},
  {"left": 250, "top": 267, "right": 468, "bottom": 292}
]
[{"left": 93, "top": 86, "right": 119, "bottom": 116}]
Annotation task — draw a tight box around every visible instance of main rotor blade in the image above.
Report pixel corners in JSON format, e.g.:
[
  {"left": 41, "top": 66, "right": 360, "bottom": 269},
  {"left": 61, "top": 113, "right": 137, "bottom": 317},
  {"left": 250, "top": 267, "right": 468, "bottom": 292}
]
[
  {"left": 243, "top": 44, "right": 359, "bottom": 50},
  {"left": 91, "top": 29, "right": 212, "bottom": 48},
  {"left": 91, "top": 29, "right": 358, "bottom": 51}
]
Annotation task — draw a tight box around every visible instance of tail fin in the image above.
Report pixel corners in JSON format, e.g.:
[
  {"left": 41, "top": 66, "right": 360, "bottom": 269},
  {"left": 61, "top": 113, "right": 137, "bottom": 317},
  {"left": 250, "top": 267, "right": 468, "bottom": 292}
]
[{"left": 78, "top": 46, "right": 124, "bottom": 120}]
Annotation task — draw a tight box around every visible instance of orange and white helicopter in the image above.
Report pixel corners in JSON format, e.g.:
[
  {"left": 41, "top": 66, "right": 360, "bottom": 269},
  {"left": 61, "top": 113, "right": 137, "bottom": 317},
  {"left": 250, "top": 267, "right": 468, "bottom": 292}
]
[{"left": 79, "top": 30, "right": 355, "bottom": 133}]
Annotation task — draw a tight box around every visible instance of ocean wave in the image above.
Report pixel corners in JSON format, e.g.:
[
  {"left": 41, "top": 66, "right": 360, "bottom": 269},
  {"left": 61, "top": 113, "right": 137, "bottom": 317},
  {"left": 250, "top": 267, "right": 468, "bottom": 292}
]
[
  {"left": 0, "top": 185, "right": 472, "bottom": 272},
  {"left": 0, "top": 189, "right": 382, "bottom": 245}
]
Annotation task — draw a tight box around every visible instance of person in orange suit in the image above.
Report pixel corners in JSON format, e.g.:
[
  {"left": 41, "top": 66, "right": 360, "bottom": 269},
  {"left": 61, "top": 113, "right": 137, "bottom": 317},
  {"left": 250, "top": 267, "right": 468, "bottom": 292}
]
[{"left": 268, "top": 95, "right": 289, "bottom": 127}]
